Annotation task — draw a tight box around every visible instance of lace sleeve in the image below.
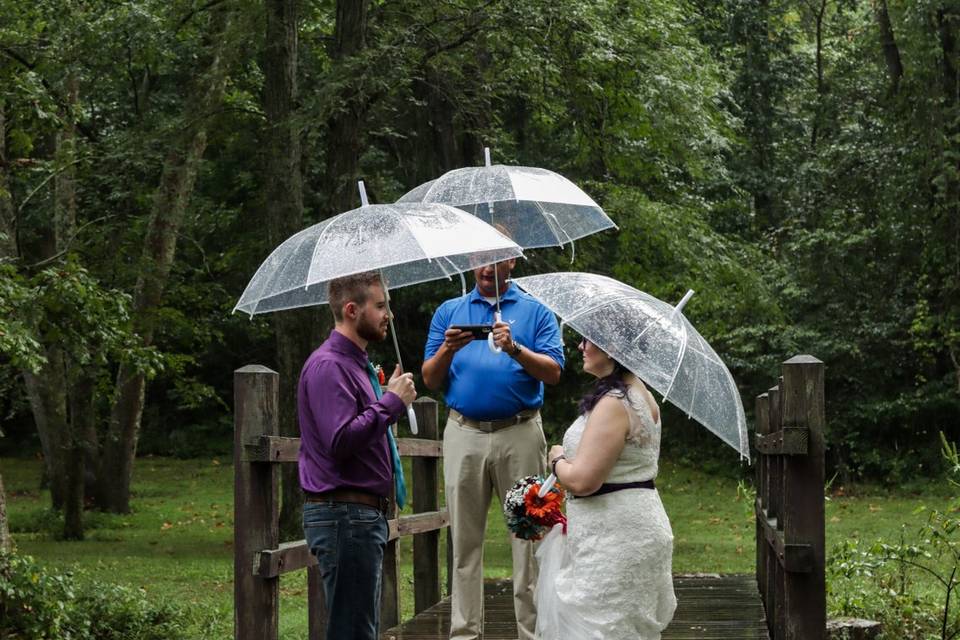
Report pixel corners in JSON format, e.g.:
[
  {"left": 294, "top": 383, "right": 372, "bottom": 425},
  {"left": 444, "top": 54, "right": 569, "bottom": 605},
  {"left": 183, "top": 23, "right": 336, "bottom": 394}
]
[{"left": 622, "top": 387, "right": 657, "bottom": 445}]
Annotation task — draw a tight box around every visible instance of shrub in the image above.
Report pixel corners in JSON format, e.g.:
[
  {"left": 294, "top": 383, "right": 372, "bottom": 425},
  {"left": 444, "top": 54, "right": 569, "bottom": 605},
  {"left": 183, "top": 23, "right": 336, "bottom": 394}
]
[
  {"left": 826, "top": 433, "right": 960, "bottom": 639},
  {"left": 0, "top": 551, "right": 187, "bottom": 639}
]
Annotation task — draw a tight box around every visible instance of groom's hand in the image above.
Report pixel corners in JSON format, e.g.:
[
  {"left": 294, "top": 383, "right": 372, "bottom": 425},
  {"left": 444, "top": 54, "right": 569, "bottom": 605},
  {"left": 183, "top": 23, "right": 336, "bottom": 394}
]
[{"left": 387, "top": 365, "right": 417, "bottom": 406}]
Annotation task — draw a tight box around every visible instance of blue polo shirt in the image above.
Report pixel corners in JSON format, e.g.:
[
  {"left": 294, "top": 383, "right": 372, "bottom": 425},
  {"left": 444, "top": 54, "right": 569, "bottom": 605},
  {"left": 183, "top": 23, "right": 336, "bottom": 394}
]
[{"left": 424, "top": 283, "right": 564, "bottom": 421}]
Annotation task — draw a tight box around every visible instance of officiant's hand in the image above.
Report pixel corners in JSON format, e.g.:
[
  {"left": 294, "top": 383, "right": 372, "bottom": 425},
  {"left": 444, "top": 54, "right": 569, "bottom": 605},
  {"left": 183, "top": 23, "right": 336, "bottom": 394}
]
[
  {"left": 443, "top": 328, "right": 473, "bottom": 354},
  {"left": 492, "top": 320, "right": 513, "bottom": 351}
]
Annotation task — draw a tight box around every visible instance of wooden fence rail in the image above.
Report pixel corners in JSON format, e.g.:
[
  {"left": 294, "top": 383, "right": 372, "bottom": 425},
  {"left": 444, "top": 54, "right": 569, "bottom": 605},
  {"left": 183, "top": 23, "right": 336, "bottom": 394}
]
[
  {"left": 233, "top": 365, "right": 450, "bottom": 640},
  {"left": 754, "top": 355, "right": 826, "bottom": 640}
]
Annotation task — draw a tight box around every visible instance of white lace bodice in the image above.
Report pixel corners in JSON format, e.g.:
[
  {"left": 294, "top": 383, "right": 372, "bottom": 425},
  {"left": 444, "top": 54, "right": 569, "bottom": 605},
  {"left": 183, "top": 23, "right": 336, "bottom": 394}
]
[{"left": 562, "top": 383, "right": 662, "bottom": 483}]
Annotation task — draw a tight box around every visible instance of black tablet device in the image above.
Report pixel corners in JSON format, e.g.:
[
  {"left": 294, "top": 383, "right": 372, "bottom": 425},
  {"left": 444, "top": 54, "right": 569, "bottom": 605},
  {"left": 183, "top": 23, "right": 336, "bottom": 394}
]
[{"left": 450, "top": 324, "right": 494, "bottom": 340}]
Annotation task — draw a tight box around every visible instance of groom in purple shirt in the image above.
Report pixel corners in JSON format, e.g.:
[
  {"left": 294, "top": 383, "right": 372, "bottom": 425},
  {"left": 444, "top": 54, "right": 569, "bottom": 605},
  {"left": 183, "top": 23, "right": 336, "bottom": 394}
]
[{"left": 298, "top": 271, "right": 416, "bottom": 640}]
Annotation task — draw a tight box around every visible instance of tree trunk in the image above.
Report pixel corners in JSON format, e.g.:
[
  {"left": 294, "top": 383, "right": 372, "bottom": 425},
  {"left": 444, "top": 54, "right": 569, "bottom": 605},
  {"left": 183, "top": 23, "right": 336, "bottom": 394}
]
[
  {"left": 4, "top": 82, "right": 78, "bottom": 515},
  {"left": 0, "top": 100, "right": 16, "bottom": 259},
  {"left": 56, "top": 73, "right": 87, "bottom": 539},
  {"left": 410, "top": 70, "right": 460, "bottom": 185},
  {"left": 63, "top": 371, "right": 93, "bottom": 540},
  {"left": 262, "top": 0, "right": 316, "bottom": 539},
  {"left": 0, "top": 102, "right": 18, "bottom": 554},
  {"left": 100, "top": 7, "right": 235, "bottom": 513},
  {"left": 322, "top": 0, "right": 369, "bottom": 216},
  {"left": 0, "top": 471, "right": 10, "bottom": 553},
  {"left": 20, "top": 361, "right": 68, "bottom": 509},
  {"left": 937, "top": 5, "right": 960, "bottom": 393},
  {"left": 737, "top": 0, "right": 778, "bottom": 231},
  {"left": 874, "top": 0, "right": 904, "bottom": 95},
  {"left": 810, "top": 0, "right": 827, "bottom": 149}
]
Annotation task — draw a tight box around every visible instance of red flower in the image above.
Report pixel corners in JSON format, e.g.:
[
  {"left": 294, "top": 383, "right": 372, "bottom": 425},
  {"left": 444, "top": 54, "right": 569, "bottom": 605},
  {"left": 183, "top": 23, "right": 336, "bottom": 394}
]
[{"left": 524, "top": 483, "right": 565, "bottom": 520}]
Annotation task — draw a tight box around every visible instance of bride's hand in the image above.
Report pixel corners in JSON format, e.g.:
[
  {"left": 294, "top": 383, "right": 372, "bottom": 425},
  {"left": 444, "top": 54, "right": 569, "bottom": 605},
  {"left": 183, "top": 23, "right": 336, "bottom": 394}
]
[{"left": 547, "top": 444, "right": 565, "bottom": 465}]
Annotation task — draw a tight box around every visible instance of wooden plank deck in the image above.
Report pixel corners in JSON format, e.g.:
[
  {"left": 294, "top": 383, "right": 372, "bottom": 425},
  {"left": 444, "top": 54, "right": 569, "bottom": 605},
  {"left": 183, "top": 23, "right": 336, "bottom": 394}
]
[{"left": 382, "top": 574, "right": 769, "bottom": 639}]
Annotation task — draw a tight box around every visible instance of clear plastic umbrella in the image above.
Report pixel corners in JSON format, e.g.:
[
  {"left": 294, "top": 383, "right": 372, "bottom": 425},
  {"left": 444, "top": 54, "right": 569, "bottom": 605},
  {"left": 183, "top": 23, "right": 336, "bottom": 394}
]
[
  {"left": 511, "top": 272, "right": 748, "bottom": 496},
  {"left": 398, "top": 148, "right": 617, "bottom": 352},
  {"left": 397, "top": 148, "right": 616, "bottom": 252},
  {"left": 235, "top": 182, "right": 525, "bottom": 433}
]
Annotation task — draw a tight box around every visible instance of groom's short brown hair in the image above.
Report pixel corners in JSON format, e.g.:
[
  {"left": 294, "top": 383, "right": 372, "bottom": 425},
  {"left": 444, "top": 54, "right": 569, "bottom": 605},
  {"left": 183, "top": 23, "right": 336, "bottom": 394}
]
[{"left": 328, "top": 271, "right": 383, "bottom": 322}]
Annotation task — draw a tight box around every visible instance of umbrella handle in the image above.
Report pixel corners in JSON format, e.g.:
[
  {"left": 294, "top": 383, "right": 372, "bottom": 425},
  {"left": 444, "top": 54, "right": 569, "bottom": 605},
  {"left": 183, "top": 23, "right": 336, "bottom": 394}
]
[
  {"left": 538, "top": 472, "right": 557, "bottom": 498},
  {"left": 407, "top": 405, "right": 418, "bottom": 435},
  {"left": 379, "top": 270, "right": 418, "bottom": 435},
  {"left": 488, "top": 311, "right": 503, "bottom": 354}
]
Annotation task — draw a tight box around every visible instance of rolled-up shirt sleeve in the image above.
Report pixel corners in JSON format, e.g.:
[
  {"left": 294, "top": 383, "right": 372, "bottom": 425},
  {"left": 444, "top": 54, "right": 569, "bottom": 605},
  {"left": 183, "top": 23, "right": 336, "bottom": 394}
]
[
  {"left": 307, "top": 359, "right": 405, "bottom": 460},
  {"left": 424, "top": 303, "right": 449, "bottom": 361},
  {"left": 534, "top": 306, "right": 565, "bottom": 369}
]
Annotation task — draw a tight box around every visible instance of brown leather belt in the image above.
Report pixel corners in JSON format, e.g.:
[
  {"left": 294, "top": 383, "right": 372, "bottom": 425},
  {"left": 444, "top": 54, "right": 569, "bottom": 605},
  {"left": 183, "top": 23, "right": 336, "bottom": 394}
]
[
  {"left": 303, "top": 489, "right": 389, "bottom": 513},
  {"left": 449, "top": 408, "right": 539, "bottom": 433}
]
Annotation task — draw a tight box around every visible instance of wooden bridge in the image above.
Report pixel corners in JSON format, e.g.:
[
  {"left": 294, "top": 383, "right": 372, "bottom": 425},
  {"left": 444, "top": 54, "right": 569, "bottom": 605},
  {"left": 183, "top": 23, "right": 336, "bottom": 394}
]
[{"left": 233, "top": 355, "right": 825, "bottom": 640}]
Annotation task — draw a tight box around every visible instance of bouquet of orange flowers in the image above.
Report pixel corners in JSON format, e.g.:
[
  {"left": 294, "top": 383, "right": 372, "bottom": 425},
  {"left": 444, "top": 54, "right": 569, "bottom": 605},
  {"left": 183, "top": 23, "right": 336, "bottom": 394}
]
[{"left": 502, "top": 475, "right": 566, "bottom": 541}]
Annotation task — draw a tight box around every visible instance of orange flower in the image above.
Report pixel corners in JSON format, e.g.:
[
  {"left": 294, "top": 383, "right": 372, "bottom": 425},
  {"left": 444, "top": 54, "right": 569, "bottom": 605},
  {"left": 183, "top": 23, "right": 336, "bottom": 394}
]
[{"left": 524, "top": 483, "right": 565, "bottom": 519}]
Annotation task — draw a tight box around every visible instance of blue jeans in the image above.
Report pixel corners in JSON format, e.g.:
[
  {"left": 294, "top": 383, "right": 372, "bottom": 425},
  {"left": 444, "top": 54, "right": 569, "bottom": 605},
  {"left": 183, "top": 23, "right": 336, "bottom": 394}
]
[{"left": 303, "top": 501, "right": 388, "bottom": 640}]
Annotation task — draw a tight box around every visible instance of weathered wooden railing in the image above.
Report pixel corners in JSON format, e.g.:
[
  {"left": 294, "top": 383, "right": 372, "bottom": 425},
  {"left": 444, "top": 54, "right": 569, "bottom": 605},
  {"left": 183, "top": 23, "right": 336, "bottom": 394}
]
[
  {"left": 233, "top": 365, "right": 450, "bottom": 640},
  {"left": 754, "top": 355, "right": 826, "bottom": 640}
]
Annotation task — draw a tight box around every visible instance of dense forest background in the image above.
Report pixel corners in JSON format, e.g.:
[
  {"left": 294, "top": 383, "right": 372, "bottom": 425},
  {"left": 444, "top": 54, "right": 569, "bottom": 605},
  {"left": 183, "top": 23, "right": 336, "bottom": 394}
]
[{"left": 0, "top": 0, "right": 957, "bottom": 539}]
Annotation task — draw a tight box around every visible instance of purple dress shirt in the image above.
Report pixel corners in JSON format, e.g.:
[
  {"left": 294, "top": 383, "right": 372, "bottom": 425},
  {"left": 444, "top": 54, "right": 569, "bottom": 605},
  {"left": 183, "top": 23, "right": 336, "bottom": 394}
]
[{"left": 298, "top": 329, "right": 406, "bottom": 497}]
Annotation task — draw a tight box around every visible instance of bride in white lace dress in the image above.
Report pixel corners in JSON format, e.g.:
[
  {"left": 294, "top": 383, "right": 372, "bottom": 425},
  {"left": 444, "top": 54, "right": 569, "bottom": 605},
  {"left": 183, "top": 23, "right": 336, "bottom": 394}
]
[{"left": 535, "top": 337, "right": 676, "bottom": 640}]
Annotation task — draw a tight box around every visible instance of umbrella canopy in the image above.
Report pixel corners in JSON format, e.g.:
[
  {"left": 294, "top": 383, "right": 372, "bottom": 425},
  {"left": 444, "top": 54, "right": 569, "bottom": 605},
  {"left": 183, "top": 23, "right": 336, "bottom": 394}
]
[
  {"left": 234, "top": 202, "right": 523, "bottom": 316},
  {"left": 512, "top": 272, "right": 749, "bottom": 461},
  {"left": 396, "top": 149, "right": 616, "bottom": 252}
]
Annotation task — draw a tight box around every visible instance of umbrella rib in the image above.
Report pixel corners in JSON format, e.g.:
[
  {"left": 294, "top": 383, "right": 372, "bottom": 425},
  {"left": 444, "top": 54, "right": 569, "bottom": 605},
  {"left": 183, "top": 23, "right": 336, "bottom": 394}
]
[
  {"left": 686, "top": 339, "right": 703, "bottom": 425},
  {"left": 307, "top": 214, "right": 342, "bottom": 285},
  {"left": 558, "top": 294, "right": 639, "bottom": 328},
  {"left": 236, "top": 226, "right": 319, "bottom": 313},
  {"left": 628, "top": 316, "right": 662, "bottom": 348},
  {"left": 440, "top": 256, "right": 468, "bottom": 295},
  {"left": 661, "top": 319, "right": 689, "bottom": 405},
  {"left": 533, "top": 201, "right": 566, "bottom": 247}
]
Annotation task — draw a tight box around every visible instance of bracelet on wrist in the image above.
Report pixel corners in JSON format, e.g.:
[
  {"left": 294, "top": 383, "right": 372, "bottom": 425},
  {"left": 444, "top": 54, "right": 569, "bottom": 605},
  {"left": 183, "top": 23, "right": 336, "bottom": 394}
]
[
  {"left": 509, "top": 340, "right": 523, "bottom": 357},
  {"left": 551, "top": 454, "right": 567, "bottom": 476}
]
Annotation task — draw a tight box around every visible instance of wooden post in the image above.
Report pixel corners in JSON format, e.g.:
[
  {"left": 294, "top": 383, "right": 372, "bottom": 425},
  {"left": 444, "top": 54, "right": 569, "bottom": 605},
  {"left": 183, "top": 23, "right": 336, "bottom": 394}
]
[
  {"left": 769, "top": 383, "right": 786, "bottom": 640},
  {"left": 781, "top": 356, "right": 826, "bottom": 640},
  {"left": 412, "top": 398, "right": 441, "bottom": 613},
  {"left": 755, "top": 392, "right": 770, "bottom": 625},
  {"left": 307, "top": 566, "right": 327, "bottom": 639},
  {"left": 234, "top": 366, "right": 280, "bottom": 640},
  {"left": 380, "top": 421, "right": 401, "bottom": 630}
]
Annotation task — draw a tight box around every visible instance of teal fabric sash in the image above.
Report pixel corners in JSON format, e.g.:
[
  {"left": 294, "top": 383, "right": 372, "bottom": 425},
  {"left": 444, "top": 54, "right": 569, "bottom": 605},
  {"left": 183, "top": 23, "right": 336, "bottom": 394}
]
[{"left": 365, "top": 362, "right": 407, "bottom": 509}]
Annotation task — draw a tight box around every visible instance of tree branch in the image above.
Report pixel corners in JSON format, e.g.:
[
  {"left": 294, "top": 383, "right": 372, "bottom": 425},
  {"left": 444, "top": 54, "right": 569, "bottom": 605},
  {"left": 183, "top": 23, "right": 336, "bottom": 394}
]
[
  {"left": 0, "top": 46, "right": 99, "bottom": 142},
  {"left": 25, "top": 215, "right": 114, "bottom": 269},
  {"left": 176, "top": 0, "right": 232, "bottom": 31},
  {"left": 16, "top": 159, "right": 84, "bottom": 214}
]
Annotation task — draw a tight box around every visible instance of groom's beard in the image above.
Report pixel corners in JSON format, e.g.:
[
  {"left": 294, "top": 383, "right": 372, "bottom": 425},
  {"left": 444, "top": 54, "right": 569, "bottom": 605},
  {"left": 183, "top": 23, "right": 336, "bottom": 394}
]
[{"left": 357, "top": 310, "right": 388, "bottom": 342}]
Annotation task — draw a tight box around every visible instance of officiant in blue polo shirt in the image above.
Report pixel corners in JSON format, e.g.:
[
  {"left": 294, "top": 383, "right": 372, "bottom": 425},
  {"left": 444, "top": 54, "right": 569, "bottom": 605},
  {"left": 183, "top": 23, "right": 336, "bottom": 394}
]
[{"left": 422, "top": 257, "right": 564, "bottom": 640}]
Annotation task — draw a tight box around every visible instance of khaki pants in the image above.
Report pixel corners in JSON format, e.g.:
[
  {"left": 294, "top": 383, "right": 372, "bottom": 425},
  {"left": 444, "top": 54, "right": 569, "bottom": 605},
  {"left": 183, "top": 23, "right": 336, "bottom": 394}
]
[{"left": 443, "top": 412, "right": 547, "bottom": 640}]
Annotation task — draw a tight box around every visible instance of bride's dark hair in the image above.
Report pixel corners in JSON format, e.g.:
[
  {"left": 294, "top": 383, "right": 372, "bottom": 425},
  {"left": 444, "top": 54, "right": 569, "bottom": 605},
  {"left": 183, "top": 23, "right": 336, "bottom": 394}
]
[{"left": 578, "top": 357, "right": 630, "bottom": 415}]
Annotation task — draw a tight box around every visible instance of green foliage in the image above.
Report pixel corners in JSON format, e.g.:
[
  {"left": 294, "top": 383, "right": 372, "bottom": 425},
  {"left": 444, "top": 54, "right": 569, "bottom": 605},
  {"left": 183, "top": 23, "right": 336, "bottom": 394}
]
[
  {"left": 0, "top": 551, "right": 186, "bottom": 640},
  {"left": 1, "top": 0, "right": 957, "bottom": 479},
  {"left": 0, "top": 265, "right": 45, "bottom": 373},
  {"left": 27, "top": 260, "right": 161, "bottom": 377},
  {"left": 827, "top": 434, "right": 960, "bottom": 639}
]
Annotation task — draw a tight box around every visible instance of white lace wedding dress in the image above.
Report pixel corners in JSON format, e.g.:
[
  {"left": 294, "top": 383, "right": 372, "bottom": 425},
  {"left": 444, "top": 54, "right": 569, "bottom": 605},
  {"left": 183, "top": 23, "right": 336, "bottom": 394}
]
[{"left": 535, "top": 385, "right": 677, "bottom": 639}]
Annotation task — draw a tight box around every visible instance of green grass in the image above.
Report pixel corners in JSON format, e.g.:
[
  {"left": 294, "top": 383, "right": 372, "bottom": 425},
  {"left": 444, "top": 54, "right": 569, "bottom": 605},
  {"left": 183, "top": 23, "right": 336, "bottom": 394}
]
[{"left": 2, "top": 455, "right": 954, "bottom": 638}]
